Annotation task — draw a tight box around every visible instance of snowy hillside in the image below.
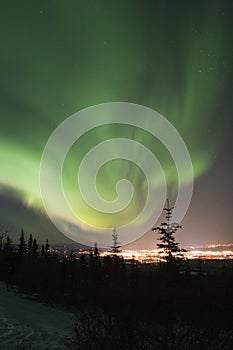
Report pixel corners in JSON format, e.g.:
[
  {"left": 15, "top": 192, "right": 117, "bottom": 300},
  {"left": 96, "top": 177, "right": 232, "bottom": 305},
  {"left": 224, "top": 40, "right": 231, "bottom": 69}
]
[{"left": 0, "top": 282, "right": 75, "bottom": 349}]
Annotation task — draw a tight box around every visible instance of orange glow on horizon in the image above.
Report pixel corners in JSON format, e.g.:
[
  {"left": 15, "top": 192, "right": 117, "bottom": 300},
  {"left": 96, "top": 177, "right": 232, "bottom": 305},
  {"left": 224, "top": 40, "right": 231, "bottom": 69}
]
[{"left": 100, "top": 248, "right": 233, "bottom": 263}]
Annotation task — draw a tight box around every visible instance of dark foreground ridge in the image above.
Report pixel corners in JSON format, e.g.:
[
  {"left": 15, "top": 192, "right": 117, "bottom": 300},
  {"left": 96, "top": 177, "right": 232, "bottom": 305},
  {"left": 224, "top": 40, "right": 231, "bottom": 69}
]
[{"left": 1, "top": 234, "right": 233, "bottom": 349}]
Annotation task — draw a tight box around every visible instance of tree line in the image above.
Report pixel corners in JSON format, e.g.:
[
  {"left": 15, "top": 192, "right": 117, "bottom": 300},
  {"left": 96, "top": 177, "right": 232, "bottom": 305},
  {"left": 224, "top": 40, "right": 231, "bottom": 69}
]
[{"left": 1, "top": 225, "right": 233, "bottom": 349}]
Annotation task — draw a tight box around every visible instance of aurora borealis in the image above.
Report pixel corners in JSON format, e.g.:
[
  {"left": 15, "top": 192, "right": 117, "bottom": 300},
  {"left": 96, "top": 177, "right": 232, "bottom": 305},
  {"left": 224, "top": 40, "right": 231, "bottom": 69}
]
[{"left": 0, "top": 0, "right": 232, "bottom": 247}]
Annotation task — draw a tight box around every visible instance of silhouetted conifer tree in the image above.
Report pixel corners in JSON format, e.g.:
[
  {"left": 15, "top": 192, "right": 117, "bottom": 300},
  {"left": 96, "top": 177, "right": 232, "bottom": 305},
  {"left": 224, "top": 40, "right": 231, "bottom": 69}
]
[
  {"left": 32, "top": 238, "right": 38, "bottom": 253},
  {"left": 19, "top": 229, "right": 26, "bottom": 254},
  {"left": 45, "top": 239, "right": 50, "bottom": 254},
  {"left": 152, "top": 199, "right": 184, "bottom": 262},
  {"left": 27, "top": 234, "right": 33, "bottom": 252},
  {"left": 94, "top": 242, "right": 99, "bottom": 257},
  {"left": 4, "top": 235, "right": 12, "bottom": 252},
  {"left": 111, "top": 227, "right": 121, "bottom": 253}
]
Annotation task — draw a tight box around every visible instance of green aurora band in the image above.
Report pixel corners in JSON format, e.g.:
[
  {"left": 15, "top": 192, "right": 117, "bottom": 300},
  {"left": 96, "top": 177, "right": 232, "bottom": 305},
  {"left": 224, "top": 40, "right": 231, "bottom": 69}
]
[{"left": 0, "top": 1, "right": 232, "bottom": 242}]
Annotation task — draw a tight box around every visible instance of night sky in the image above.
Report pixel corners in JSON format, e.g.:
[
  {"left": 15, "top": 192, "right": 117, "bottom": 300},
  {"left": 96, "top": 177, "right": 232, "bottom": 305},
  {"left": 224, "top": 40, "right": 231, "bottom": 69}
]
[{"left": 0, "top": 0, "right": 232, "bottom": 248}]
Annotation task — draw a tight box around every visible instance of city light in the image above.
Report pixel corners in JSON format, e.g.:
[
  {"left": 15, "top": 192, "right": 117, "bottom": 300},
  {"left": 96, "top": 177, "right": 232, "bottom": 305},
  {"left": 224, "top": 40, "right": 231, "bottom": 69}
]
[{"left": 100, "top": 248, "right": 233, "bottom": 263}]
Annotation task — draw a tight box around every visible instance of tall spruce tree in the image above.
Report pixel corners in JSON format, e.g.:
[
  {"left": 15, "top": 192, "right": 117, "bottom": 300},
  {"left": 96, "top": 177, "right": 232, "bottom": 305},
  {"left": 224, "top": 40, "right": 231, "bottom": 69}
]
[
  {"left": 27, "top": 234, "right": 33, "bottom": 252},
  {"left": 111, "top": 227, "right": 122, "bottom": 253},
  {"left": 32, "top": 238, "right": 38, "bottom": 253},
  {"left": 19, "top": 229, "right": 26, "bottom": 254},
  {"left": 152, "top": 199, "right": 184, "bottom": 262}
]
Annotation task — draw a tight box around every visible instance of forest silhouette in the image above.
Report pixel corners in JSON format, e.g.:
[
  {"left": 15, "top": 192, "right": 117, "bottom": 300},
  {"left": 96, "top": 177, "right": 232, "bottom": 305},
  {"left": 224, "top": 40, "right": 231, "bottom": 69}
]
[{"left": 0, "top": 225, "right": 233, "bottom": 349}]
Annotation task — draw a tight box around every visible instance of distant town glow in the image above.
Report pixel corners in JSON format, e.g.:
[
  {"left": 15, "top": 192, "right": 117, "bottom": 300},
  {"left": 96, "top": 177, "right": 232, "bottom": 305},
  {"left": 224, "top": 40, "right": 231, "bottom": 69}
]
[{"left": 100, "top": 247, "right": 233, "bottom": 263}]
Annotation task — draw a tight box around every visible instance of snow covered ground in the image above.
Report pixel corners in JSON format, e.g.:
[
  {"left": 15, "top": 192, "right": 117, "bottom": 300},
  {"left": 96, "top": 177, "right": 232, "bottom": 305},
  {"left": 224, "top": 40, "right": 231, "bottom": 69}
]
[{"left": 0, "top": 282, "right": 75, "bottom": 349}]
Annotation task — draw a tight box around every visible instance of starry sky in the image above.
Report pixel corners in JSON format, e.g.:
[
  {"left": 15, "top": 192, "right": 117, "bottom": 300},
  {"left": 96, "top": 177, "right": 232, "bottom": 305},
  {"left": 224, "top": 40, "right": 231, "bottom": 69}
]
[{"left": 0, "top": 0, "right": 232, "bottom": 248}]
